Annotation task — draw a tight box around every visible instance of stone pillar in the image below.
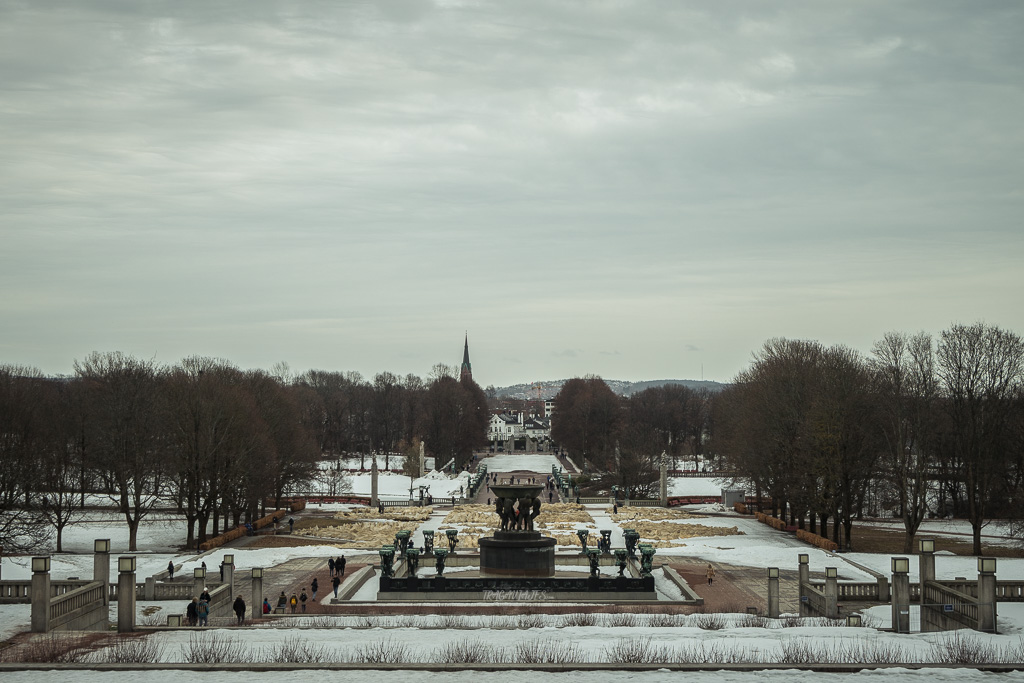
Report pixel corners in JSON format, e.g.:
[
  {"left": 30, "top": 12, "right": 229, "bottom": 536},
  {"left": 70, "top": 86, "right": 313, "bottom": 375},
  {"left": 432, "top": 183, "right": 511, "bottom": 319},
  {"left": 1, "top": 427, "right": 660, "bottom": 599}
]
[
  {"left": 223, "top": 555, "right": 235, "bottom": 599},
  {"left": 659, "top": 452, "right": 668, "bottom": 507},
  {"left": 251, "top": 568, "right": 264, "bottom": 620},
  {"left": 797, "top": 554, "right": 809, "bottom": 617},
  {"left": 877, "top": 574, "right": 890, "bottom": 603},
  {"left": 145, "top": 576, "right": 156, "bottom": 601},
  {"left": 419, "top": 441, "right": 425, "bottom": 477},
  {"left": 193, "top": 567, "right": 206, "bottom": 601},
  {"left": 370, "top": 459, "right": 379, "bottom": 508},
  {"left": 918, "top": 538, "right": 935, "bottom": 603},
  {"left": 93, "top": 540, "right": 110, "bottom": 606},
  {"left": 767, "top": 567, "right": 780, "bottom": 618},
  {"left": 977, "top": 557, "right": 997, "bottom": 633},
  {"left": 117, "top": 556, "right": 136, "bottom": 633},
  {"left": 30, "top": 557, "right": 51, "bottom": 633},
  {"left": 891, "top": 557, "right": 911, "bottom": 634},
  {"left": 825, "top": 567, "right": 838, "bottom": 619}
]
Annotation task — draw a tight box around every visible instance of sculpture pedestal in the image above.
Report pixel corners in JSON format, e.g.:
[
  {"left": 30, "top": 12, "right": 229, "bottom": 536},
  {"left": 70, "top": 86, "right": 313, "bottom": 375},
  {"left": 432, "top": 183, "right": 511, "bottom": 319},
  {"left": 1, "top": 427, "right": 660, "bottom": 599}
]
[{"left": 479, "top": 532, "right": 556, "bottom": 577}]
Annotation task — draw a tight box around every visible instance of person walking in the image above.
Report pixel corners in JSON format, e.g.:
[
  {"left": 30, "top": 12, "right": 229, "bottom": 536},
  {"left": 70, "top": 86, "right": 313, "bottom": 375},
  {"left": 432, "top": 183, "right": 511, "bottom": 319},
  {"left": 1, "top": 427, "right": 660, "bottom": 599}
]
[
  {"left": 289, "top": 594, "right": 298, "bottom": 614},
  {"left": 197, "top": 597, "right": 210, "bottom": 627},
  {"left": 300, "top": 588, "right": 308, "bottom": 612},
  {"left": 262, "top": 598, "right": 271, "bottom": 614},
  {"left": 167, "top": 560, "right": 175, "bottom": 580},
  {"left": 233, "top": 595, "right": 246, "bottom": 625},
  {"left": 706, "top": 564, "right": 716, "bottom": 586},
  {"left": 328, "top": 557, "right": 336, "bottom": 577},
  {"left": 219, "top": 561, "right": 225, "bottom": 581},
  {"left": 288, "top": 517, "right": 294, "bottom": 533},
  {"left": 186, "top": 597, "right": 198, "bottom": 626},
  {"left": 277, "top": 591, "right": 287, "bottom": 610},
  {"left": 311, "top": 578, "right": 319, "bottom": 601},
  {"left": 338, "top": 556, "right": 346, "bottom": 577},
  {"left": 332, "top": 575, "right": 341, "bottom": 598}
]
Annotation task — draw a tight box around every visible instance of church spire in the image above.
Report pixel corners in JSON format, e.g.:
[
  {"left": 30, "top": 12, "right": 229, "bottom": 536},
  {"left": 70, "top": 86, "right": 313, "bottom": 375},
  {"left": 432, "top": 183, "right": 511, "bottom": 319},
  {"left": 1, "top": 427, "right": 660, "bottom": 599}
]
[{"left": 460, "top": 332, "right": 472, "bottom": 382}]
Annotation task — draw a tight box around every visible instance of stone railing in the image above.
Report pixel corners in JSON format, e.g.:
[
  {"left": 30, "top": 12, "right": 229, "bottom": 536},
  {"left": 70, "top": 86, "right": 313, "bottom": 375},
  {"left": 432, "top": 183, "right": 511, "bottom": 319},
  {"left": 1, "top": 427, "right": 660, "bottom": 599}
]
[
  {"left": 803, "top": 582, "right": 828, "bottom": 617},
  {"left": 923, "top": 580, "right": 979, "bottom": 628},
  {"left": 49, "top": 581, "right": 107, "bottom": 631},
  {"left": 1, "top": 580, "right": 96, "bottom": 604},
  {"left": 834, "top": 582, "right": 880, "bottom": 601}
]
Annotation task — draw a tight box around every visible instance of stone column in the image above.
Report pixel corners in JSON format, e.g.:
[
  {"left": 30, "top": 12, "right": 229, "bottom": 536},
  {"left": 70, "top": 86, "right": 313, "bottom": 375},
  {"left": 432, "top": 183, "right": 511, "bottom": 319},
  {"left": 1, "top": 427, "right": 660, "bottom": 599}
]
[
  {"left": 93, "top": 540, "right": 110, "bottom": 605},
  {"left": 891, "top": 557, "right": 911, "bottom": 634},
  {"left": 419, "top": 441, "right": 425, "bottom": 477},
  {"left": 797, "top": 554, "right": 809, "bottom": 617},
  {"left": 117, "top": 556, "right": 136, "bottom": 633},
  {"left": 977, "top": 557, "right": 997, "bottom": 633},
  {"left": 659, "top": 452, "right": 668, "bottom": 507},
  {"left": 251, "top": 568, "right": 264, "bottom": 620},
  {"left": 30, "top": 557, "right": 51, "bottom": 633},
  {"left": 370, "top": 459, "right": 379, "bottom": 508},
  {"left": 223, "top": 555, "right": 235, "bottom": 599},
  {"left": 193, "top": 567, "right": 206, "bottom": 601},
  {"left": 767, "top": 567, "right": 780, "bottom": 618},
  {"left": 825, "top": 567, "right": 838, "bottom": 619}
]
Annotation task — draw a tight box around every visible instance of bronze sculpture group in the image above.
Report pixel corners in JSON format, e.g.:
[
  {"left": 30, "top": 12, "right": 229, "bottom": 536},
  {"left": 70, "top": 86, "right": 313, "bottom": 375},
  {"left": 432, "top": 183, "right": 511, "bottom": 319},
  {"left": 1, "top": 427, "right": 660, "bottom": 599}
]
[{"left": 495, "top": 495, "right": 541, "bottom": 532}]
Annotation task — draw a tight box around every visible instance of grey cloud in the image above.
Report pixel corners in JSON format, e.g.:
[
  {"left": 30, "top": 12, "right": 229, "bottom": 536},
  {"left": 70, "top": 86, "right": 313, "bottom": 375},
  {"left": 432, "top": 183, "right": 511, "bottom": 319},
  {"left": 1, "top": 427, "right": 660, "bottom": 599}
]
[{"left": 0, "top": 1, "right": 1021, "bottom": 384}]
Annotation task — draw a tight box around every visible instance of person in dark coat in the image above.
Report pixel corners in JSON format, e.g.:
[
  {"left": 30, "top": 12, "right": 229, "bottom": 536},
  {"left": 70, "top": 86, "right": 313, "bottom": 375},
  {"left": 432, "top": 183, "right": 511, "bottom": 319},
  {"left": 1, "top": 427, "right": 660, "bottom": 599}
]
[
  {"left": 328, "top": 557, "right": 336, "bottom": 577},
  {"left": 311, "top": 577, "right": 319, "bottom": 600},
  {"left": 167, "top": 560, "right": 175, "bottom": 580},
  {"left": 233, "top": 595, "right": 246, "bottom": 625},
  {"left": 186, "top": 597, "right": 198, "bottom": 626},
  {"left": 299, "top": 588, "right": 308, "bottom": 612},
  {"left": 200, "top": 587, "right": 211, "bottom": 603},
  {"left": 332, "top": 575, "right": 341, "bottom": 598},
  {"left": 338, "top": 556, "right": 346, "bottom": 576}
]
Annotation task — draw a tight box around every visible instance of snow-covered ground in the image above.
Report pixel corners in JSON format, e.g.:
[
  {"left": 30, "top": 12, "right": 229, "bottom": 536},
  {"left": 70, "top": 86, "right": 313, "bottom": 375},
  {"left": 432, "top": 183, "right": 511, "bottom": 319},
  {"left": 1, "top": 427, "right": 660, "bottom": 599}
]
[
  {"left": 347, "top": 470, "right": 471, "bottom": 499},
  {"left": 484, "top": 453, "right": 564, "bottom": 473},
  {"left": 4, "top": 671, "right": 1022, "bottom": 683},
  {"left": 4, "top": 480, "right": 1024, "bottom": 677},
  {"left": 668, "top": 477, "right": 732, "bottom": 497}
]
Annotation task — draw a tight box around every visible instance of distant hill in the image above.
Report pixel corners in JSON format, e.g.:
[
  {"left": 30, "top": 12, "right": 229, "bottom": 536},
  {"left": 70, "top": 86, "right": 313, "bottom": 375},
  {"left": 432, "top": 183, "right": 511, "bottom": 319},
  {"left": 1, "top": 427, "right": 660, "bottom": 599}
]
[{"left": 493, "top": 378, "right": 726, "bottom": 400}]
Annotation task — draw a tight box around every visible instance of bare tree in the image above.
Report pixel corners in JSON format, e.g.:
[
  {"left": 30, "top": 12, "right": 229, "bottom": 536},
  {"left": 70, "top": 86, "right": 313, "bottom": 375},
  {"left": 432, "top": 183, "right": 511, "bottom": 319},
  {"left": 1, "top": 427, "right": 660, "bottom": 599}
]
[
  {"left": 937, "top": 322, "right": 1024, "bottom": 555},
  {"left": 0, "top": 365, "right": 51, "bottom": 551},
  {"left": 75, "top": 352, "right": 165, "bottom": 551},
  {"left": 870, "top": 331, "right": 939, "bottom": 552}
]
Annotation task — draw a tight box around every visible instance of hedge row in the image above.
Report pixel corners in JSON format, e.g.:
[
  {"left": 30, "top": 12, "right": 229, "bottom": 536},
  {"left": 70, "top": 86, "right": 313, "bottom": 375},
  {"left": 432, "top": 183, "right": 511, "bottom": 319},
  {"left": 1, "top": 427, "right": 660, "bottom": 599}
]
[
  {"left": 796, "top": 528, "right": 839, "bottom": 552},
  {"left": 754, "top": 512, "right": 787, "bottom": 531},
  {"left": 262, "top": 498, "right": 308, "bottom": 512},
  {"left": 198, "top": 508, "right": 288, "bottom": 552}
]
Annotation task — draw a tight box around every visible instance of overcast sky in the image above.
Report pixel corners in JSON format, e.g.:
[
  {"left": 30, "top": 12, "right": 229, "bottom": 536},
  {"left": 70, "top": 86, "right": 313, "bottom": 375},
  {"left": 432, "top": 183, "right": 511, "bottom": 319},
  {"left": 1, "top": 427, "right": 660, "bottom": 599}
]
[{"left": 2, "top": 1, "right": 1022, "bottom": 387}]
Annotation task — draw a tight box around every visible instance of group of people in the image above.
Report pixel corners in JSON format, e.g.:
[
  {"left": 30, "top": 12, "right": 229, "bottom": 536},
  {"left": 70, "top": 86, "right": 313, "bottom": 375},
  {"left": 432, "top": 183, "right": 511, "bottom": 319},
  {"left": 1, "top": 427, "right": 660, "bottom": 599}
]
[
  {"left": 277, "top": 588, "right": 310, "bottom": 613},
  {"left": 184, "top": 587, "right": 213, "bottom": 626}
]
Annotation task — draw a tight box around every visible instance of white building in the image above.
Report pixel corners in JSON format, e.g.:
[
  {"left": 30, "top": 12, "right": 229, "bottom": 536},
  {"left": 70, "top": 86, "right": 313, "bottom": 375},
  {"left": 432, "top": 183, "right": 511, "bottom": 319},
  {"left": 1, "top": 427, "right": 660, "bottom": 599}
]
[{"left": 488, "top": 411, "right": 552, "bottom": 452}]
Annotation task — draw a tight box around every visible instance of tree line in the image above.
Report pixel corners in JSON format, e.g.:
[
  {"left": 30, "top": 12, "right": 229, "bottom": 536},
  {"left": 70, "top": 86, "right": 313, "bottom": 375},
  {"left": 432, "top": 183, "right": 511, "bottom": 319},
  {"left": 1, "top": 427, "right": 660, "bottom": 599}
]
[
  {"left": 0, "top": 354, "right": 488, "bottom": 552},
  {"left": 551, "top": 376, "right": 715, "bottom": 498},
  {"left": 551, "top": 322, "right": 1024, "bottom": 554}
]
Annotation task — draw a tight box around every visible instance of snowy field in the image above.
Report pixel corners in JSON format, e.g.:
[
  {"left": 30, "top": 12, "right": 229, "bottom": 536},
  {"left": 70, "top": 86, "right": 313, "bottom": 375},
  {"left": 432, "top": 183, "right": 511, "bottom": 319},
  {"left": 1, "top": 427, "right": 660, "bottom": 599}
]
[
  {"left": 4, "top": 670, "right": 1022, "bottom": 683},
  {"left": 485, "top": 453, "right": 564, "bottom": 473},
  {"left": 346, "top": 469, "right": 471, "bottom": 499},
  {"left": 668, "top": 477, "right": 732, "bottom": 497},
  {"left": 3, "top": 454, "right": 1024, "bottom": 676}
]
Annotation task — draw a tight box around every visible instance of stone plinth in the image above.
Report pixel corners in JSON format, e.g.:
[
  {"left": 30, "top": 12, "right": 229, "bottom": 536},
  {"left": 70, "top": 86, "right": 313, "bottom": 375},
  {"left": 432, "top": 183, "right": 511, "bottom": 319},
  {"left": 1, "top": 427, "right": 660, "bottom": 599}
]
[{"left": 479, "top": 531, "right": 556, "bottom": 577}]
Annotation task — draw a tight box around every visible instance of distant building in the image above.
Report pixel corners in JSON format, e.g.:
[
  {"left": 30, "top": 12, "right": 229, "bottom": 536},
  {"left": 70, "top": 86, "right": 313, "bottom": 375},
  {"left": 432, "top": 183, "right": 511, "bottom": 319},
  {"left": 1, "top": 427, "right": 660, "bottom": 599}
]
[
  {"left": 544, "top": 399, "right": 556, "bottom": 418},
  {"left": 487, "top": 411, "right": 551, "bottom": 452},
  {"left": 460, "top": 334, "right": 472, "bottom": 383}
]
